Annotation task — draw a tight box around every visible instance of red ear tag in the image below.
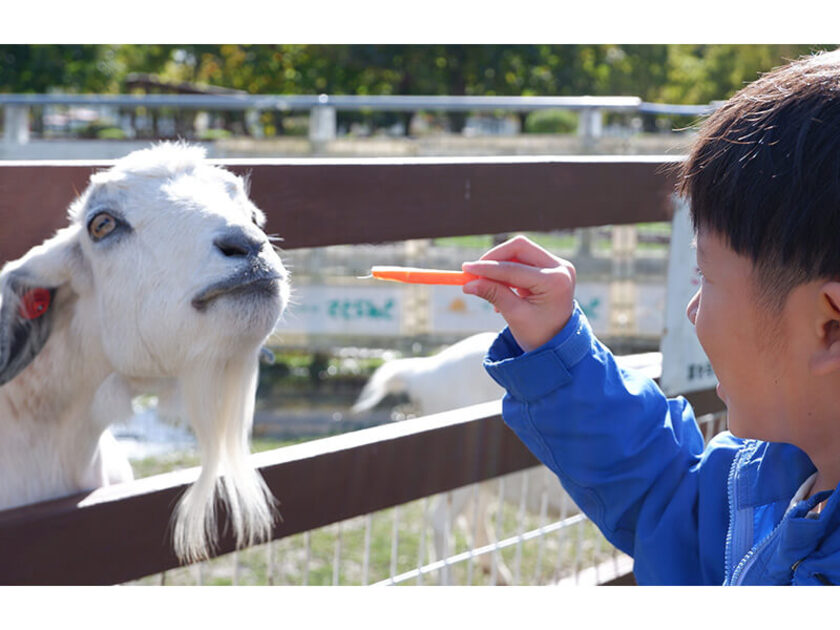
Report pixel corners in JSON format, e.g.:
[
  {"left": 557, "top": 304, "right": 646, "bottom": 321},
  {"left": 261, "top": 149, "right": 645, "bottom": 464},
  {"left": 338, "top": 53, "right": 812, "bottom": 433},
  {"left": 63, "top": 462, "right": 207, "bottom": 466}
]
[{"left": 18, "top": 288, "right": 51, "bottom": 320}]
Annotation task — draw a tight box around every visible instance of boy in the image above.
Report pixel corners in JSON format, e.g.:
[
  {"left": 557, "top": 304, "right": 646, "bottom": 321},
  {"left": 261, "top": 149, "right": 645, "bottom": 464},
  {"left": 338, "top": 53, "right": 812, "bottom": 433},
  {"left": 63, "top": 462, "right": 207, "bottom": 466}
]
[{"left": 461, "top": 49, "right": 840, "bottom": 585}]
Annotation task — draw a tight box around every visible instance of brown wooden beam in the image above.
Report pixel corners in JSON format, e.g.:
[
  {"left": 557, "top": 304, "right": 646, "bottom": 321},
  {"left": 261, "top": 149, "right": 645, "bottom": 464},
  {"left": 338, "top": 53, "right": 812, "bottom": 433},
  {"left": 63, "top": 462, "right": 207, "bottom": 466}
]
[
  {"left": 0, "top": 156, "right": 681, "bottom": 262},
  {"left": 0, "top": 403, "right": 539, "bottom": 585},
  {"left": 0, "top": 383, "right": 720, "bottom": 585},
  {"left": 0, "top": 155, "right": 704, "bottom": 586}
]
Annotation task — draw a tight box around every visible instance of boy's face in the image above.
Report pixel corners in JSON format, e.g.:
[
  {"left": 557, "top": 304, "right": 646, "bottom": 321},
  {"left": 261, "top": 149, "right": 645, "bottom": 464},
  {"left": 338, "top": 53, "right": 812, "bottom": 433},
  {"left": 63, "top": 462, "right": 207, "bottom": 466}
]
[{"left": 685, "top": 229, "right": 804, "bottom": 442}]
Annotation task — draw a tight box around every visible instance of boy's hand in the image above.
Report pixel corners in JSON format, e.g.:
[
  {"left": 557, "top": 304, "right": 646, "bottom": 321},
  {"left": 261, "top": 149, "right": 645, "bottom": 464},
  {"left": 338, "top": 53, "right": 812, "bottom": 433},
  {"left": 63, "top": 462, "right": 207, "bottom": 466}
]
[{"left": 462, "top": 235, "right": 576, "bottom": 353}]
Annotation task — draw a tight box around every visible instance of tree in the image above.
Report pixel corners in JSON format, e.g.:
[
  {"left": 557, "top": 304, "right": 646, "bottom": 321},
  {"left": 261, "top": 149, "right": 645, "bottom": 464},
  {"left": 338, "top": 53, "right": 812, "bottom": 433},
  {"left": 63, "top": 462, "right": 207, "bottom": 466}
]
[
  {"left": 0, "top": 45, "right": 120, "bottom": 93},
  {"left": 2, "top": 44, "right": 836, "bottom": 135}
]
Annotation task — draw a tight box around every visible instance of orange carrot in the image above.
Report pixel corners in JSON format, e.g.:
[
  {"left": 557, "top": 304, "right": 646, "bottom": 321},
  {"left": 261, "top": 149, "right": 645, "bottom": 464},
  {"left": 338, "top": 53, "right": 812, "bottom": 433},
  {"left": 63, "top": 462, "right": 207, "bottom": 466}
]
[{"left": 369, "top": 266, "right": 478, "bottom": 286}]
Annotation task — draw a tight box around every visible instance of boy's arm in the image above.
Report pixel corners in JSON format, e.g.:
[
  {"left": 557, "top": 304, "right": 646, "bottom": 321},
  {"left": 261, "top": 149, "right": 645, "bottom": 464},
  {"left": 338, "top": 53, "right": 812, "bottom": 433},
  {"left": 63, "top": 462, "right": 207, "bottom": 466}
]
[
  {"left": 483, "top": 304, "right": 739, "bottom": 584},
  {"left": 462, "top": 235, "right": 740, "bottom": 584}
]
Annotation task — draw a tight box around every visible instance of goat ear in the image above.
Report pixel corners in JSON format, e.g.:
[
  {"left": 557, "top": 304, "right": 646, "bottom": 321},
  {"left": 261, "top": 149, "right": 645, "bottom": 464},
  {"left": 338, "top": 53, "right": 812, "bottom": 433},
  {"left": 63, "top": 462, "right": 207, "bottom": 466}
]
[{"left": 0, "top": 226, "right": 82, "bottom": 386}]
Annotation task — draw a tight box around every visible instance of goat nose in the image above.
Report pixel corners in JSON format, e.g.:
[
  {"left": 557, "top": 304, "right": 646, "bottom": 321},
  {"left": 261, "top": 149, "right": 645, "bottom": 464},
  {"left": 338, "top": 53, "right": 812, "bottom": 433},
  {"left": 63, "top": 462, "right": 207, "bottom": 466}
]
[{"left": 214, "top": 229, "right": 264, "bottom": 258}]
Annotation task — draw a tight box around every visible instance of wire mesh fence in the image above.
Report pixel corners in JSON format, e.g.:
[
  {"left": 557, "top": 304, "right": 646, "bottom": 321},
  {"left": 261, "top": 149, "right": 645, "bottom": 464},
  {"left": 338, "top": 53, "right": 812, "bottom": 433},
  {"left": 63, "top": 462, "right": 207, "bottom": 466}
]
[{"left": 127, "top": 409, "right": 726, "bottom": 586}]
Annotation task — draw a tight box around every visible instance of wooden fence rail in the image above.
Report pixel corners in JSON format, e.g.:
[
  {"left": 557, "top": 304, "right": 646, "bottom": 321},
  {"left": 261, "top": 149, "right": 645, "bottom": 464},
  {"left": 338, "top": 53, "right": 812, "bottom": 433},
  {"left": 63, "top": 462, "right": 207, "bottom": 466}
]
[
  {"left": 1, "top": 155, "right": 680, "bottom": 260},
  {"left": 0, "top": 154, "right": 717, "bottom": 585}
]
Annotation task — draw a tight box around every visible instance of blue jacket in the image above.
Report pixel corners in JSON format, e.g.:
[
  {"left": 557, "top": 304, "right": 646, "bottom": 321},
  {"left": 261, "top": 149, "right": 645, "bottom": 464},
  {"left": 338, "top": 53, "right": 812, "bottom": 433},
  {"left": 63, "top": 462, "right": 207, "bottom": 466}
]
[{"left": 483, "top": 304, "right": 840, "bottom": 585}]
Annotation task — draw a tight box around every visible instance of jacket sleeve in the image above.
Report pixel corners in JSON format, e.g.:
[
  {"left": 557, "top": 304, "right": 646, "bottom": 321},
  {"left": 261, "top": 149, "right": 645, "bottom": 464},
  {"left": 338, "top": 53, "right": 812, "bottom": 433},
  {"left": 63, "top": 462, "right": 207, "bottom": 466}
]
[{"left": 483, "top": 303, "right": 740, "bottom": 585}]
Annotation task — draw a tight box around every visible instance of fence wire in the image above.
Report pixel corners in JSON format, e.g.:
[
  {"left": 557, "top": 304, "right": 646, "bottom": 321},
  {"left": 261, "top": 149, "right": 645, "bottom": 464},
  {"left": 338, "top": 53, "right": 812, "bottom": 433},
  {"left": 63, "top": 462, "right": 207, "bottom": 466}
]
[{"left": 127, "top": 407, "right": 725, "bottom": 587}]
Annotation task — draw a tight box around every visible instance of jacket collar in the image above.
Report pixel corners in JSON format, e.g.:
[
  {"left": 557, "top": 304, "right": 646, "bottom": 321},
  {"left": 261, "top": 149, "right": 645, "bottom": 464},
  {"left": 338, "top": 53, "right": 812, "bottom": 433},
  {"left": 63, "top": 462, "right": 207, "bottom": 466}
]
[
  {"left": 732, "top": 440, "right": 816, "bottom": 509},
  {"left": 729, "top": 439, "right": 840, "bottom": 584}
]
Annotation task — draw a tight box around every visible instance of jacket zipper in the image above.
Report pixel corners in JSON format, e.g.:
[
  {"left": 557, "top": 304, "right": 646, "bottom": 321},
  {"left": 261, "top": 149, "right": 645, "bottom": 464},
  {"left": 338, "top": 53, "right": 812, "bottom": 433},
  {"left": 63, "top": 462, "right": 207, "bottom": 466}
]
[
  {"left": 723, "top": 449, "right": 739, "bottom": 583},
  {"left": 724, "top": 443, "right": 757, "bottom": 584},
  {"left": 729, "top": 516, "right": 786, "bottom": 585},
  {"left": 725, "top": 441, "right": 786, "bottom": 586}
]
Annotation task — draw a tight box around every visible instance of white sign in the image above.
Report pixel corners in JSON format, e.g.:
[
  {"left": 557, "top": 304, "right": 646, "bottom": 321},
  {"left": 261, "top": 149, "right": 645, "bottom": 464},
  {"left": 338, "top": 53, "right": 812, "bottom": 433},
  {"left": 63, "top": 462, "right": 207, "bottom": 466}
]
[
  {"left": 428, "top": 282, "right": 611, "bottom": 336},
  {"left": 636, "top": 283, "right": 666, "bottom": 337},
  {"left": 575, "top": 282, "right": 610, "bottom": 336},
  {"left": 430, "top": 285, "right": 506, "bottom": 334},
  {"left": 281, "top": 285, "right": 403, "bottom": 336},
  {"left": 278, "top": 272, "right": 656, "bottom": 342},
  {"left": 659, "top": 196, "right": 718, "bottom": 395}
]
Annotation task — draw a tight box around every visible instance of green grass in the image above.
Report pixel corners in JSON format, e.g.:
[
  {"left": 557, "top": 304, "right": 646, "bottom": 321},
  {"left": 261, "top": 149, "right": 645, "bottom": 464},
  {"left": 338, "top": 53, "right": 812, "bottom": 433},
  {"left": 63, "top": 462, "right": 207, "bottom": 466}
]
[
  {"left": 128, "top": 438, "right": 301, "bottom": 479},
  {"left": 433, "top": 228, "right": 671, "bottom": 257},
  {"left": 434, "top": 232, "right": 577, "bottom": 254},
  {"left": 129, "top": 451, "right": 200, "bottom": 479},
  {"left": 126, "top": 450, "right": 617, "bottom": 586},
  {"left": 433, "top": 234, "right": 495, "bottom": 249},
  {"left": 129, "top": 501, "right": 615, "bottom": 586}
]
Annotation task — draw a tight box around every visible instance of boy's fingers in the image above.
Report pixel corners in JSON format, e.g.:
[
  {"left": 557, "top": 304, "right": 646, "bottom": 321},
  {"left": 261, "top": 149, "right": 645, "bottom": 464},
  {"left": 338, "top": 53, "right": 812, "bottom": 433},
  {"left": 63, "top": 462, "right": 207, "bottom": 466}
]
[
  {"left": 462, "top": 259, "right": 547, "bottom": 292},
  {"left": 477, "top": 235, "right": 561, "bottom": 269},
  {"left": 463, "top": 278, "right": 522, "bottom": 315}
]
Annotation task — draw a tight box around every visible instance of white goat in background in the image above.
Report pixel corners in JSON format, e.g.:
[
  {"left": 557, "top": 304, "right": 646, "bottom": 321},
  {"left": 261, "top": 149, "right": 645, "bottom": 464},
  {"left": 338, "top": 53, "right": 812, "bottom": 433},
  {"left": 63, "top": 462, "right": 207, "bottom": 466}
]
[
  {"left": 0, "top": 143, "right": 289, "bottom": 563},
  {"left": 353, "top": 332, "right": 578, "bottom": 584},
  {"left": 352, "top": 332, "right": 504, "bottom": 416}
]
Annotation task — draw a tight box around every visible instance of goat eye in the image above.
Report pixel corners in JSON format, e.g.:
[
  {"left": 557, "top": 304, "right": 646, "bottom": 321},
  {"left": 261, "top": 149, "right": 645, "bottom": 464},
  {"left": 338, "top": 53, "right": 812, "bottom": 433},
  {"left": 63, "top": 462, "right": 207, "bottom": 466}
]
[{"left": 88, "top": 212, "right": 117, "bottom": 241}]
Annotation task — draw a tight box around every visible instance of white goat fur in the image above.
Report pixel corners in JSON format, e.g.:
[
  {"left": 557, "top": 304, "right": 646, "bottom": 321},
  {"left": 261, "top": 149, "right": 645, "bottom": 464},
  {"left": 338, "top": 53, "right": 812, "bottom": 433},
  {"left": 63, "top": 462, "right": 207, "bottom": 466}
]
[
  {"left": 353, "top": 332, "right": 505, "bottom": 415},
  {"left": 0, "top": 143, "right": 289, "bottom": 563}
]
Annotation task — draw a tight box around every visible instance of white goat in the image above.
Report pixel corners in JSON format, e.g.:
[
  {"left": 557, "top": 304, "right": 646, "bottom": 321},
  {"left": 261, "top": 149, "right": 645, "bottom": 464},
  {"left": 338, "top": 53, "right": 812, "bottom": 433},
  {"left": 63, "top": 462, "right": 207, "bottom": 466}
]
[
  {"left": 353, "top": 332, "right": 577, "bottom": 584},
  {"left": 352, "top": 332, "right": 504, "bottom": 416},
  {"left": 0, "top": 143, "right": 289, "bottom": 563}
]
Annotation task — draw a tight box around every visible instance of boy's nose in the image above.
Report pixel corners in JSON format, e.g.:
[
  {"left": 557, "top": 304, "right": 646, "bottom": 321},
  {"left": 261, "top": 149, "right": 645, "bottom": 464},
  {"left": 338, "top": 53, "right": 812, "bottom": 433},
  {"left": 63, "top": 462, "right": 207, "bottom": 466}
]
[{"left": 686, "top": 289, "right": 700, "bottom": 325}]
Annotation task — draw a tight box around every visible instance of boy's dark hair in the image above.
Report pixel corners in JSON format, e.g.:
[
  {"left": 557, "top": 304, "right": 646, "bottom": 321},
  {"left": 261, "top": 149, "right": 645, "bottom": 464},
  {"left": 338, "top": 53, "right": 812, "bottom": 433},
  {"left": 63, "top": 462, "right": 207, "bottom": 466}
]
[{"left": 678, "top": 48, "right": 840, "bottom": 310}]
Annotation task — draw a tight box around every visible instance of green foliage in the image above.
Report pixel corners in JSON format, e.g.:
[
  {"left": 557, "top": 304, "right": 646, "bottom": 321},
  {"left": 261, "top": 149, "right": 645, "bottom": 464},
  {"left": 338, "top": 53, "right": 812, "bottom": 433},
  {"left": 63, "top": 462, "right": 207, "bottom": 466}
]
[
  {"left": 75, "top": 122, "right": 127, "bottom": 140},
  {"left": 0, "top": 45, "right": 121, "bottom": 93},
  {"left": 658, "top": 44, "right": 827, "bottom": 103},
  {"left": 197, "top": 128, "right": 232, "bottom": 141},
  {"left": 96, "top": 127, "right": 126, "bottom": 140},
  {"left": 523, "top": 109, "right": 578, "bottom": 134},
  {"left": 2, "top": 44, "right": 836, "bottom": 110},
  {"left": 280, "top": 115, "right": 309, "bottom": 136}
]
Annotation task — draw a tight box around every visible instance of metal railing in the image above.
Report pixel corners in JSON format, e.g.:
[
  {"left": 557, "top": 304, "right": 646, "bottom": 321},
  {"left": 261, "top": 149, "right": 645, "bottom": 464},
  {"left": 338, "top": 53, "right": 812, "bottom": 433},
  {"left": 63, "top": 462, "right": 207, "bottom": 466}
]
[
  {"left": 0, "top": 154, "right": 724, "bottom": 585},
  {"left": 0, "top": 93, "right": 647, "bottom": 110},
  {"left": 1, "top": 92, "right": 720, "bottom": 148}
]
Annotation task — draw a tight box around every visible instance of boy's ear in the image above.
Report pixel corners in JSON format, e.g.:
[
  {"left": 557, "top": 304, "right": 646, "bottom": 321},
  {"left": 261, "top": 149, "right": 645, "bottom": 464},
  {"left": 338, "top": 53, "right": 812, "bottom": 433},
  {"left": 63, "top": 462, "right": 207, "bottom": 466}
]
[
  {"left": 810, "top": 282, "right": 840, "bottom": 376},
  {"left": 0, "top": 226, "right": 85, "bottom": 386}
]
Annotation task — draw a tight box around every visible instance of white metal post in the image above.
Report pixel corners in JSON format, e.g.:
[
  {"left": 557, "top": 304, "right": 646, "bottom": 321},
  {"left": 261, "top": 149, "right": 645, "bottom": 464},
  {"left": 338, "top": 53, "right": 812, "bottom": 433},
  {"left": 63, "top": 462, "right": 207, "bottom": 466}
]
[
  {"left": 609, "top": 225, "right": 638, "bottom": 336},
  {"left": 308, "top": 101, "right": 336, "bottom": 150},
  {"left": 3, "top": 105, "right": 30, "bottom": 145},
  {"left": 245, "top": 108, "right": 264, "bottom": 139},
  {"left": 577, "top": 107, "right": 603, "bottom": 150}
]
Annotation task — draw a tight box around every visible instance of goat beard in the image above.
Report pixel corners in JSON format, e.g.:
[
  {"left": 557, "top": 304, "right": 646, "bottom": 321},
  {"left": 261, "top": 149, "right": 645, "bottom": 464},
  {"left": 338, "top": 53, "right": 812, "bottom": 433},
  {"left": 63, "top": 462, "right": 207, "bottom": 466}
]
[{"left": 171, "top": 352, "right": 276, "bottom": 564}]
